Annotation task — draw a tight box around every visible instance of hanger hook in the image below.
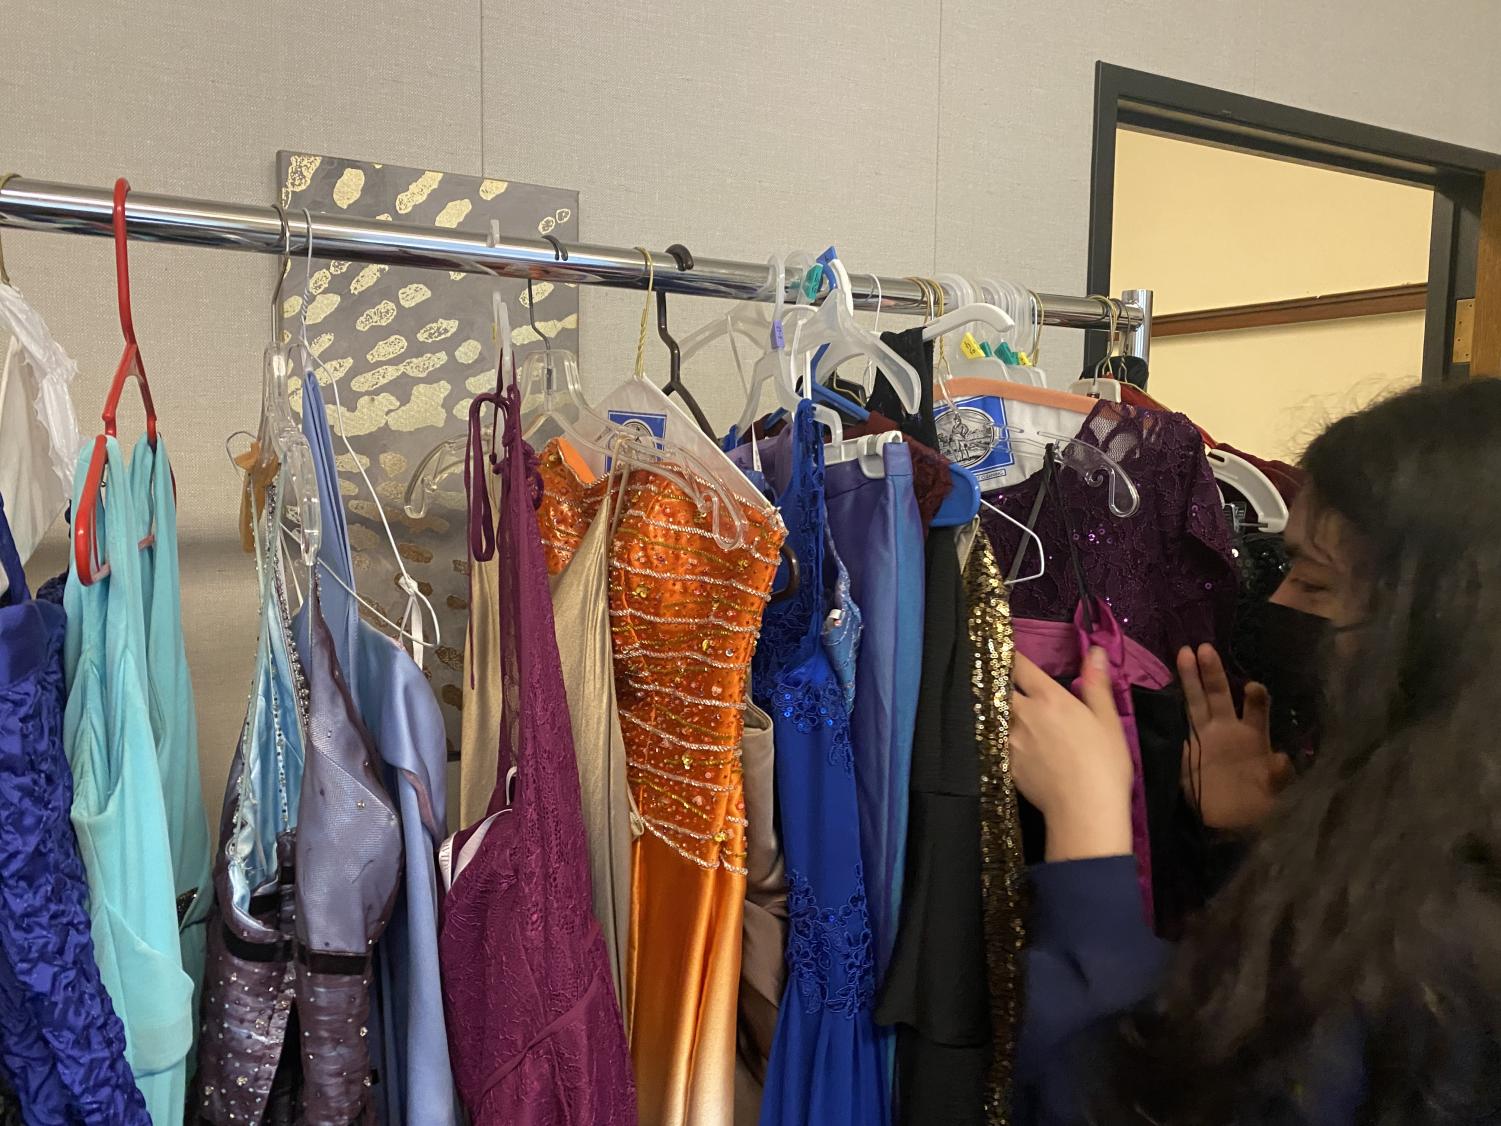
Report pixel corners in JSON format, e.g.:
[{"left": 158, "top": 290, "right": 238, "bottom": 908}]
[
  {"left": 632, "top": 247, "right": 655, "bottom": 380},
  {"left": 296, "top": 208, "right": 319, "bottom": 364},
  {"left": 657, "top": 243, "right": 693, "bottom": 351},
  {"left": 0, "top": 173, "right": 20, "bottom": 287},
  {"left": 113, "top": 178, "right": 137, "bottom": 348},
  {"left": 524, "top": 232, "right": 571, "bottom": 346},
  {"left": 271, "top": 204, "right": 291, "bottom": 342},
  {"left": 542, "top": 232, "right": 569, "bottom": 262}
]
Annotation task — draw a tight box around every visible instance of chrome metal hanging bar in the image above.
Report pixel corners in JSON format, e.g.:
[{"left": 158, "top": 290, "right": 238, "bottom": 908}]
[{"left": 0, "top": 177, "right": 1145, "bottom": 333}]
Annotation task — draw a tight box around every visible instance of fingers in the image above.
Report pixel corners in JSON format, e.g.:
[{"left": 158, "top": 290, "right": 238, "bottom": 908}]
[
  {"left": 1195, "top": 644, "right": 1233, "bottom": 716},
  {"left": 1178, "top": 646, "right": 1209, "bottom": 729},
  {"left": 1243, "top": 681, "right": 1272, "bottom": 739},
  {"left": 1012, "top": 650, "right": 1060, "bottom": 699},
  {"left": 1077, "top": 647, "right": 1122, "bottom": 725},
  {"left": 1269, "top": 751, "right": 1294, "bottom": 789}
]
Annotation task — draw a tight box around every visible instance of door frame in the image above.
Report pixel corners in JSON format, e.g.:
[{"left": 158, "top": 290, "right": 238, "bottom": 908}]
[{"left": 1088, "top": 63, "right": 1501, "bottom": 382}]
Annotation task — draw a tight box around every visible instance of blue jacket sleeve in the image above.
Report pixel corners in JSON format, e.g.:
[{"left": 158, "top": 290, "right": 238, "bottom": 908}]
[
  {"left": 1014, "top": 855, "right": 1170, "bottom": 1121},
  {"left": 1015, "top": 857, "right": 1367, "bottom": 1125}
]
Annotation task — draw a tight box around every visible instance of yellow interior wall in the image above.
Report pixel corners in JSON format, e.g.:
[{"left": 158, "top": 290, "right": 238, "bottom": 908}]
[
  {"left": 1111, "top": 129, "right": 1433, "bottom": 460},
  {"left": 1147, "top": 312, "right": 1424, "bottom": 460}
]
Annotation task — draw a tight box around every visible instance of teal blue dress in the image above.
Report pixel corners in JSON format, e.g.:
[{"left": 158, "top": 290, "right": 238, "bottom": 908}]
[
  {"left": 63, "top": 437, "right": 194, "bottom": 1122},
  {"left": 128, "top": 434, "right": 213, "bottom": 1051}
]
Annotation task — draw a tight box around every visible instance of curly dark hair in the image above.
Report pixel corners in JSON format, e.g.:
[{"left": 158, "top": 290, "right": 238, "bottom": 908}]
[{"left": 1101, "top": 378, "right": 1501, "bottom": 1124}]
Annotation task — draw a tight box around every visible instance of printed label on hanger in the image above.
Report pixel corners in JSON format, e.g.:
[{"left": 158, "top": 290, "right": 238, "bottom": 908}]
[
  {"left": 933, "top": 395, "right": 1016, "bottom": 490},
  {"left": 960, "top": 332, "right": 986, "bottom": 360},
  {"left": 607, "top": 409, "right": 668, "bottom": 446},
  {"left": 604, "top": 409, "right": 668, "bottom": 470}
]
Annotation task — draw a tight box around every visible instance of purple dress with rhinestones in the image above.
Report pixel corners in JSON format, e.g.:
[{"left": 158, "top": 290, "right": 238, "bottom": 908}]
[
  {"left": 980, "top": 400, "right": 1238, "bottom": 666},
  {"left": 754, "top": 402, "right": 888, "bottom": 1126}
]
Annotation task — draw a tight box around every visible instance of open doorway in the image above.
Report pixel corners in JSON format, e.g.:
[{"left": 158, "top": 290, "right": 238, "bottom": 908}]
[
  {"left": 1088, "top": 63, "right": 1501, "bottom": 411},
  {"left": 1111, "top": 130, "right": 1432, "bottom": 459}
]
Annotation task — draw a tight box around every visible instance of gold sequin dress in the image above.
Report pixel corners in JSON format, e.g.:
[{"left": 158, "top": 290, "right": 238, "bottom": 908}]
[{"left": 964, "top": 535, "right": 1024, "bottom": 1122}]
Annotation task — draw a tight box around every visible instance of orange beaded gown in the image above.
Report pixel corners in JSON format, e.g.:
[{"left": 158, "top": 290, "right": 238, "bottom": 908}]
[{"left": 537, "top": 442, "right": 785, "bottom": 1126}]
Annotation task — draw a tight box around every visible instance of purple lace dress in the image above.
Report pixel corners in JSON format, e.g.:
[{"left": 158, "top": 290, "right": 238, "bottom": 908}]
[
  {"left": 438, "top": 384, "right": 636, "bottom": 1124},
  {"left": 981, "top": 400, "right": 1238, "bottom": 665}
]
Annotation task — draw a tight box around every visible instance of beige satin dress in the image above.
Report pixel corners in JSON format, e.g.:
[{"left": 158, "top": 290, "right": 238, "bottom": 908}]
[
  {"left": 549, "top": 494, "right": 636, "bottom": 1008},
  {"left": 733, "top": 698, "right": 786, "bottom": 1125}
]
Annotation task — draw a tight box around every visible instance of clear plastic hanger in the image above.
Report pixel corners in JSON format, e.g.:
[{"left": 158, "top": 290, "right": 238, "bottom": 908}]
[
  {"left": 720, "top": 254, "right": 791, "bottom": 440},
  {"left": 520, "top": 273, "right": 743, "bottom": 538},
  {"left": 779, "top": 304, "right": 846, "bottom": 444},
  {"left": 293, "top": 209, "right": 441, "bottom": 658},
  {"left": 1006, "top": 424, "right": 1140, "bottom": 517},
  {"left": 403, "top": 221, "right": 514, "bottom": 519},
  {"left": 680, "top": 286, "right": 777, "bottom": 368},
  {"left": 582, "top": 247, "right": 772, "bottom": 528},
  {"left": 253, "top": 206, "right": 321, "bottom": 568}
]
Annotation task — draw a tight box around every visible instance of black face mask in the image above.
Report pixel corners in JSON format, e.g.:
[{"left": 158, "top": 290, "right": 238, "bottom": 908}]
[{"left": 1231, "top": 601, "right": 1332, "bottom": 769}]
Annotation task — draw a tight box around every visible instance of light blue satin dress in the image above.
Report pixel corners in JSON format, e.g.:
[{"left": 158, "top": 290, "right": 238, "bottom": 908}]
[
  {"left": 298, "top": 374, "right": 457, "bottom": 1124},
  {"left": 127, "top": 434, "right": 214, "bottom": 1055},
  {"left": 63, "top": 436, "right": 194, "bottom": 1123}
]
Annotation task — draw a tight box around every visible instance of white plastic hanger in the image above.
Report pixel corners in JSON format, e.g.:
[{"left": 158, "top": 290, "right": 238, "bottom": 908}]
[
  {"left": 921, "top": 275, "right": 1015, "bottom": 344},
  {"left": 786, "top": 259, "right": 922, "bottom": 414},
  {"left": 294, "top": 210, "right": 441, "bottom": 660},
  {"left": 1207, "top": 447, "right": 1289, "bottom": 533},
  {"left": 824, "top": 428, "right": 902, "bottom": 477}
]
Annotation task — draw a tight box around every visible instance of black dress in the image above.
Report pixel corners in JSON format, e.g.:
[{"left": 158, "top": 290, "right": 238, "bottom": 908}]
[{"left": 875, "top": 525, "right": 991, "bottom": 1124}]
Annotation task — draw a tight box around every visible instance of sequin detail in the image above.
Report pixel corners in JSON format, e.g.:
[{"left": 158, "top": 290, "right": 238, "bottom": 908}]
[
  {"left": 965, "top": 536, "right": 1024, "bottom": 1123},
  {"left": 536, "top": 442, "right": 785, "bottom": 872}
]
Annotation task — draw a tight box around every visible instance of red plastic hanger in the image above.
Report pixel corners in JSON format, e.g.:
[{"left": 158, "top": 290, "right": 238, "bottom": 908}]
[{"left": 73, "top": 178, "right": 161, "bottom": 585}]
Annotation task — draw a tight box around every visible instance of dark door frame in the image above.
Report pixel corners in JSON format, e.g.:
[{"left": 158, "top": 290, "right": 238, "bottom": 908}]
[{"left": 1088, "top": 62, "right": 1501, "bottom": 382}]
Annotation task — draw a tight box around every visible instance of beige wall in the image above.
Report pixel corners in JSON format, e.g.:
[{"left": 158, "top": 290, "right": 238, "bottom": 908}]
[
  {"left": 4, "top": 0, "right": 1498, "bottom": 814},
  {"left": 1111, "top": 128, "right": 1433, "bottom": 459}
]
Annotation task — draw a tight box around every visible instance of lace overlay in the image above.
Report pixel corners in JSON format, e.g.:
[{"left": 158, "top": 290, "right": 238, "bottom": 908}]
[
  {"left": 772, "top": 676, "right": 853, "bottom": 772},
  {"left": 754, "top": 403, "right": 887, "bottom": 1126},
  {"left": 440, "top": 390, "right": 636, "bottom": 1124},
  {"left": 981, "top": 400, "right": 1237, "bottom": 663},
  {"left": 785, "top": 866, "right": 876, "bottom": 1018},
  {"left": 965, "top": 536, "right": 1024, "bottom": 1123}
]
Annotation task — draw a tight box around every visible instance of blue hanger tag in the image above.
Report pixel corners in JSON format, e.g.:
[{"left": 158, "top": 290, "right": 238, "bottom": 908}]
[
  {"left": 605, "top": 409, "right": 667, "bottom": 470},
  {"left": 933, "top": 395, "right": 1017, "bottom": 490}
]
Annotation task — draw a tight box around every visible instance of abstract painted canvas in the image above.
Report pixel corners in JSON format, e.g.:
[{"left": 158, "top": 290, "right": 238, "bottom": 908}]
[{"left": 278, "top": 152, "right": 579, "bottom": 757}]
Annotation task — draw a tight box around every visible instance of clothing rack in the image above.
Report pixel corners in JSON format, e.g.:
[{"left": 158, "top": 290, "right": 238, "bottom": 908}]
[{"left": 0, "top": 177, "right": 1152, "bottom": 358}]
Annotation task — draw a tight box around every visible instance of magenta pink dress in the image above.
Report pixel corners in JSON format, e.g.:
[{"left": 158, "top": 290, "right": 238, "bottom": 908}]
[{"left": 438, "top": 384, "right": 636, "bottom": 1124}]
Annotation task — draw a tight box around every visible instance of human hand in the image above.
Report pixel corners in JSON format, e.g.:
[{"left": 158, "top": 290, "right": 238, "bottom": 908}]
[
  {"left": 1011, "top": 647, "right": 1134, "bottom": 862},
  {"left": 1178, "top": 644, "right": 1293, "bottom": 832}
]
